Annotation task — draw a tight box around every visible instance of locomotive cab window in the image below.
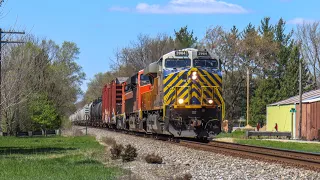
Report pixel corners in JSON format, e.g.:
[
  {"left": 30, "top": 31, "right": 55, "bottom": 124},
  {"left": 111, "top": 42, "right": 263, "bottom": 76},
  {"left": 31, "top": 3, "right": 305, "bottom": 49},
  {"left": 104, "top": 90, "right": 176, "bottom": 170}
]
[
  {"left": 165, "top": 58, "right": 191, "bottom": 68},
  {"left": 125, "top": 84, "right": 132, "bottom": 92},
  {"left": 193, "top": 59, "right": 218, "bottom": 69},
  {"left": 140, "top": 74, "right": 151, "bottom": 86}
]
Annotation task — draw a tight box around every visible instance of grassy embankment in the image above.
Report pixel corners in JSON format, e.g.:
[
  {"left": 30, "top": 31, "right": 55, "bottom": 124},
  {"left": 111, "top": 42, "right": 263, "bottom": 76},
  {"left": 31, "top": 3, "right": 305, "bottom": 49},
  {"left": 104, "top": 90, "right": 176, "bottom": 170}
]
[
  {"left": 216, "top": 131, "right": 320, "bottom": 153},
  {"left": 0, "top": 136, "right": 122, "bottom": 180}
]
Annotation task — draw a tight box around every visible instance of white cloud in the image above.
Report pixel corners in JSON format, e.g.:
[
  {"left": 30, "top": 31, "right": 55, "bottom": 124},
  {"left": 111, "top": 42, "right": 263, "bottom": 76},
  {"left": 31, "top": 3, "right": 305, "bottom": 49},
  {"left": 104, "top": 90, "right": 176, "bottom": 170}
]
[
  {"left": 109, "top": 0, "right": 248, "bottom": 14},
  {"left": 288, "top": 18, "right": 315, "bottom": 25}
]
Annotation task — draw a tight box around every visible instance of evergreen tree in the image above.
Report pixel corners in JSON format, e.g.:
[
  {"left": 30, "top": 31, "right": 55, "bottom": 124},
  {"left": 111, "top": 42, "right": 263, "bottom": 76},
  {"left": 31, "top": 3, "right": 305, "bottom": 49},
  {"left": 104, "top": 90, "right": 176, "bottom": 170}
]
[
  {"left": 250, "top": 18, "right": 313, "bottom": 126},
  {"left": 174, "top": 25, "right": 197, "bottom": 49},
  {"left": 250, "top": 78, "right": 280, "bottom": 126},
  {"left": 250, "top": 18, "right": 293, "bottom": 125},
  {"left": 281, "top": 45, "right": 314, "bottom": 98}
]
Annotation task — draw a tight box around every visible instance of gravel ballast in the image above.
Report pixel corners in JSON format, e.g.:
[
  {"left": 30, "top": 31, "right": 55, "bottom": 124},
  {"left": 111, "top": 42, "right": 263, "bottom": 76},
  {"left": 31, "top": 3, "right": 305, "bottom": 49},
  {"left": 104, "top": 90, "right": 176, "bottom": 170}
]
[{"left": 68, "top": 126, "right": 320, "bottom": 180}]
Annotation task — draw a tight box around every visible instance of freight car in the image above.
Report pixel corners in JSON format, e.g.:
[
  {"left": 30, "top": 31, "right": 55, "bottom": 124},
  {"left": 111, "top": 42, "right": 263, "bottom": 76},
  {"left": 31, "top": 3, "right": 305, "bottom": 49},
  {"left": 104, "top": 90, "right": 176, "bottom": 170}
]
[{"left": 71, "top": 48, "right": 225, "bottom": 140}]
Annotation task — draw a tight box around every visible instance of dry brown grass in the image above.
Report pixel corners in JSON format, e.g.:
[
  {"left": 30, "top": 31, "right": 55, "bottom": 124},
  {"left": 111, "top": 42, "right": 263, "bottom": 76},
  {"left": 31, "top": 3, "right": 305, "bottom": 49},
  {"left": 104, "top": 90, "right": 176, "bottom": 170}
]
[
  {"left": 102, "top": 137, "right": 117, "bottom": 145},
  {"left": 174, "top": 173, "right": 192, "bottom": 180},
  {"left": 145, "top": 153, "right": 163, "bottom": 164},
  {"left": 110, "top": 143, "right": 124, "bottom": 159},
  {"left": 73, "top": 129, "right": 84, "bottom": 136}
]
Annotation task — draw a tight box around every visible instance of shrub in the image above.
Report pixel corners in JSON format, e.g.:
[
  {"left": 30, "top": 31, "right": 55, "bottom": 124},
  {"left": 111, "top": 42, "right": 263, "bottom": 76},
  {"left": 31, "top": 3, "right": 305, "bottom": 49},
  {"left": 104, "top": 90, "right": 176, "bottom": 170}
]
[
  {"left": 102, "top": 137, "right": 116, "bottom": 145},
  {"left": 110, "top": 143, "right": 123, "bottom": 159},
  {"left": 74, "top": 129, "right": 84, "bottom": 136},
  {"left": 121, "top": 144, "right": 138, "bottom": 162},
  {"left": 174, "top": 173, "right": 192, "bottom": 180},
  {"left": 145, "top": 153, "right": 163, "bottom": 164}
]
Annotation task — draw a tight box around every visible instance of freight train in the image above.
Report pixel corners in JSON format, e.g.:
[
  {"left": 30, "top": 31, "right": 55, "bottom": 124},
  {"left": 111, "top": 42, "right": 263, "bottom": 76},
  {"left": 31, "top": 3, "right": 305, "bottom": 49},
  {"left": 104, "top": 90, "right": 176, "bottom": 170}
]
[{"left": 70, "top": 48, "right": 225, "bottom": 139}]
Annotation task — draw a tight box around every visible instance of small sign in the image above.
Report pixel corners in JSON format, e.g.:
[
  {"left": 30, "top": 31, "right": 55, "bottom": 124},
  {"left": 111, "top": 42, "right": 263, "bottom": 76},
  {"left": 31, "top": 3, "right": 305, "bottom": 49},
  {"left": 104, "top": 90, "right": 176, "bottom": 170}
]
[
  {"left": 290, "top": 108, "right": 296, "bottom": 113},
  {"left": 85, "top": 107, "right": 90, "bottom": 115}
]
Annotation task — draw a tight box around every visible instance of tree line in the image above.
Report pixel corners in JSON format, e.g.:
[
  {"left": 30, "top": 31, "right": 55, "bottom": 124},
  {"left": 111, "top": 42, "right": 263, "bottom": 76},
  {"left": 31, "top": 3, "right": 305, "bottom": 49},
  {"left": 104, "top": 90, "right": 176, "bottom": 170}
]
[
  {"left": 84, "top": 17, "right": 319, "bottom": 130},
  {"left": 1, "top": 35, "right": 85, "bottom": 135}
]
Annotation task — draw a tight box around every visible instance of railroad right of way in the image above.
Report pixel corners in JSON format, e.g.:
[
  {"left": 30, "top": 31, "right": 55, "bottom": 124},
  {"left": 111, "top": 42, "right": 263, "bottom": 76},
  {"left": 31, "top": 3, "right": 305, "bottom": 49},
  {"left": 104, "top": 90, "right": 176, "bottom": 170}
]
[{"left": 66, "top": 126, "right": 320, "bottom": 180}]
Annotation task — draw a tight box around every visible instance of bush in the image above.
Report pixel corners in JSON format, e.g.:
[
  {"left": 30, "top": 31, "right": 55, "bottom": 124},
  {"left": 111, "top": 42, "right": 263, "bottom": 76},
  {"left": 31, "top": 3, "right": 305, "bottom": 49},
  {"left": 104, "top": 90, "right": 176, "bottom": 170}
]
[
  {"left": 74, "top": 129, "right": 84, "bottom": 136},
  {"left": 174, "top": 173, "right": 192, "bottom": 180},
  {"left": 145, "top": 153, "right": 163, "bottom": 164},
  {"left": 110, "top": 143, "right": 123, "bottom": 159},
  {"left": 102, "top": 137, "right": 116, "bottom": 145},
  {"left": 121, "top": 144, "right": 138, "bottom": 162}
]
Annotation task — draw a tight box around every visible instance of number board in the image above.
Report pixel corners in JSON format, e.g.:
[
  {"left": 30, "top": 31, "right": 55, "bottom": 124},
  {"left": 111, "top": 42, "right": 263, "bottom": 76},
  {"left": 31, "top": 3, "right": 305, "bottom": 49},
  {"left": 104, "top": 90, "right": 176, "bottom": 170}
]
[
  {"left": 197, "top": 51, "right": 209, "bottom": 56},
  {"left": 175, "top": 51, "right": 189, "bottom": 56}
]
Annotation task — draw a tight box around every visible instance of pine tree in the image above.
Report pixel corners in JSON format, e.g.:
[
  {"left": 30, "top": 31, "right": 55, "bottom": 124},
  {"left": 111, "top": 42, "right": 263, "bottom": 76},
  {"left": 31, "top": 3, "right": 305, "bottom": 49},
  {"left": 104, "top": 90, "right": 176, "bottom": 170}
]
[
  {"left": 250, "top": 18, "right": 293, "bottom": 125},
  {"left": 174, "top": 25, "right": 197, "bottom": 49},
  {"left": 280, "top": 45, "right": 314, "bottom": 98},
  {"left": 250, "top": 78, "right": 280, "bottom": 126}
]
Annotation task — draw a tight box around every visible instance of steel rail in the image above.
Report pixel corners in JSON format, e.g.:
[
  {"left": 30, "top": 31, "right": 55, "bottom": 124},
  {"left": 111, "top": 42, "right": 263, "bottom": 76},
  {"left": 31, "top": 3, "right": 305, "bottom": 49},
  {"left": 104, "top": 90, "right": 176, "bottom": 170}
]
[{"left": 179, "top": 140, "right": 320, "bottom": 171}]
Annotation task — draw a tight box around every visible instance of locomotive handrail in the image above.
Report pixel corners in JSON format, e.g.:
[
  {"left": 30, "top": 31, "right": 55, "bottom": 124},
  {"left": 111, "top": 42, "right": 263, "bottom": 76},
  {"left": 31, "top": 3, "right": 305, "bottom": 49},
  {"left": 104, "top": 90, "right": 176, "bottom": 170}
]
[
  {"left": 214, "top": 87, "right": 225, "bottom": 120},
  {"left": 200, "top": 86, "right": 215, "bottom": 105},
  {"left": 200, "top": 86, "right": 225, "bottom": 119}
]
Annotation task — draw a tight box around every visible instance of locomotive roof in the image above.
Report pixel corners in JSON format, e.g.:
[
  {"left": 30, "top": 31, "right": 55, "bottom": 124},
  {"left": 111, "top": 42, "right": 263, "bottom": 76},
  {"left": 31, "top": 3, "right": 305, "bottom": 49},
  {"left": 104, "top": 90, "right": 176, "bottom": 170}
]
[{"left": 160, "top": 48, "right": 219, "bottom": 60}]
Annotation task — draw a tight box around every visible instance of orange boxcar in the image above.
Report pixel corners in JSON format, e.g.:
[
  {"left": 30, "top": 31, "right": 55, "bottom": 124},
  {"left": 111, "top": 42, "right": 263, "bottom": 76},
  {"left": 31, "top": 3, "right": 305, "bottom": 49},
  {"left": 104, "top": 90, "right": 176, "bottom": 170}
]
[{"left": 102, "top": 77, "right": 128, "bottom": 124}]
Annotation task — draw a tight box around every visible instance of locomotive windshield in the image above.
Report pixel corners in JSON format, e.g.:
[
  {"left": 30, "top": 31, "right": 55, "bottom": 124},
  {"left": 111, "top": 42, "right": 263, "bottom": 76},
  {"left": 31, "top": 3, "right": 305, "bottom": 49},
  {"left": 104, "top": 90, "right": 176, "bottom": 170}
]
[
  {"left": 165, "top": 58, "right": 191, "bottom": 68},
  {"left": 140, "top": 74, "right": 150, "bottom": 86},
  {"left": 193, "top": 59, "right": 218, "bottom": 68}
]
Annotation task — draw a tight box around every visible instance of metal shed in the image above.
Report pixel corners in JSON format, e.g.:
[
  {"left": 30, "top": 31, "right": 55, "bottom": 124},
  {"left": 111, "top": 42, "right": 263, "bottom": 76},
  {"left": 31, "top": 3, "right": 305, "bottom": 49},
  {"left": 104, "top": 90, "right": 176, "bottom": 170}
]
[
  {"left": 296, "top": 96, "right": 320, "bottom": 140},
  {"left": 267, "top": 89, "right": 320, "bottom": 140}
]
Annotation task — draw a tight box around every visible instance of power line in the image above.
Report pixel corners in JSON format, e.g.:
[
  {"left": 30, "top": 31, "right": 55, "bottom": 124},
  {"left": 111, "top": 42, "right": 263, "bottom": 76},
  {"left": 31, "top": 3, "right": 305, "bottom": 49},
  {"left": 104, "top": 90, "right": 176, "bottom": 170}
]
[{"left": 0, "top": 28, "right": 25, "bottom": 131}]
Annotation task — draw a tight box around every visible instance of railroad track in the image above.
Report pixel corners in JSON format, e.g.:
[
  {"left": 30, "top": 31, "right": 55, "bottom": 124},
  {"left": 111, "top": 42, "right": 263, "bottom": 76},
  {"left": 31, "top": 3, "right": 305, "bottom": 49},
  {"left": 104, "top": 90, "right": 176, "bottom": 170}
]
[
  {"left": 178, "top": 140, "right": 320, "bottom": 172},
  {"left": 77, "top": 126, "right": 320, "bottom": 171}
]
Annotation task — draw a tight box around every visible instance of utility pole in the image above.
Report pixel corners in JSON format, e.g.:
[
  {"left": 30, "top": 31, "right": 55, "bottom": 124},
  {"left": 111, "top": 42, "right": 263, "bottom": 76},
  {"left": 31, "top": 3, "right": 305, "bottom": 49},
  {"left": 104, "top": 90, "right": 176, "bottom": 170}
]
[
  {"left": 299, "top": 49, "right": 302, "bottom": 139},
  {"left": 0, "top": 28, "right": 25, "bottom": 130},
  {"left": 246, "top": 67, "right": 250, "bottom": 127},
  {"left": 246, "top": 67, "right": 250, "bottom": 128}
]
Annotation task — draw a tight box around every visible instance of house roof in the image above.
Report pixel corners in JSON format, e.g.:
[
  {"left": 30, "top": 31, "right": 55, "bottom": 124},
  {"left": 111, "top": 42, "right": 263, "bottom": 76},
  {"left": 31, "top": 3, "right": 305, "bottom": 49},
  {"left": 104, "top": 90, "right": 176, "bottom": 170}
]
[
  {"left": 269, "top": 89, "right": 320, "bottom": 106},
  {"left": 303, "top": 96, "right": 320, "bottom": 103}
]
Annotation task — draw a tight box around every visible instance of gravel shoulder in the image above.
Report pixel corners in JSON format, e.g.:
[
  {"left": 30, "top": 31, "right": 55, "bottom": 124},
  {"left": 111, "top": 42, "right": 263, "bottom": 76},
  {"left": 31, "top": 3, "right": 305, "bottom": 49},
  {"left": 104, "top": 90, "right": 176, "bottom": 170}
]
[{"left": 64, "top": 126, "right": 320, "bottom": 180}]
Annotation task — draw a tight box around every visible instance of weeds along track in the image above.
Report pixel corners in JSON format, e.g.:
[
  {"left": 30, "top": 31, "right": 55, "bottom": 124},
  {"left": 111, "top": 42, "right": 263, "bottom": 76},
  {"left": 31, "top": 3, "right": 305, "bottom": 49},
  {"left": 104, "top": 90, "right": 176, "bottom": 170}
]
[{"left": 178, "top": 140, "right": 320, "bottom": 172}]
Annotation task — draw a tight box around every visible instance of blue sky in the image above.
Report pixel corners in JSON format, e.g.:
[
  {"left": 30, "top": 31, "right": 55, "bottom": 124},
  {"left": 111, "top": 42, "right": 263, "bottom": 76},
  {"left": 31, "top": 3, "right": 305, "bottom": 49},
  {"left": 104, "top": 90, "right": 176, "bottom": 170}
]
[{"left": 1, "top": 0, "right": 319, "bottom": 93}]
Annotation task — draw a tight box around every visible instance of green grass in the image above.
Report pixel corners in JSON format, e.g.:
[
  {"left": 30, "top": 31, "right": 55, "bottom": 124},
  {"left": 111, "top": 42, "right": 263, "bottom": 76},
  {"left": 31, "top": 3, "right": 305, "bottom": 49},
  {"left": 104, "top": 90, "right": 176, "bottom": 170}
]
[
  {"left": 0, "top": 136, "right": 122, "bottom": 180},
  {"left": 235, "top": 139, "right": 320, "bottom": 153},
  {"left": 216, "top": 130, "right": 246, "bottom": 139}
]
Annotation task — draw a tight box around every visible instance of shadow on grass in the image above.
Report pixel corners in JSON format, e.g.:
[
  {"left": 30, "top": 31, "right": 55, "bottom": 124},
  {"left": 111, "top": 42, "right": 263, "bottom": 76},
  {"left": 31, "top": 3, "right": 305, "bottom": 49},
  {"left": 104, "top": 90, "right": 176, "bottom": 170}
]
[{"left": 0, "top": 147, "right": 77, "bottom": 155}]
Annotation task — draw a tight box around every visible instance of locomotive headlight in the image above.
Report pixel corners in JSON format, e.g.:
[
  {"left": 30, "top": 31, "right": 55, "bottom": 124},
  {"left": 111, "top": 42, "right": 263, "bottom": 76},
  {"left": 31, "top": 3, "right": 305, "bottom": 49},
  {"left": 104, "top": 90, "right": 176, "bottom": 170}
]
[
  {"left": 191, "top": 71, "right": 197, "bottom": 80},
  {"left": 208, "top": 99, "right": 213, "bottom": 104},
  {"left": 178, "top": 98, "right": 184, "bottom": 104}
]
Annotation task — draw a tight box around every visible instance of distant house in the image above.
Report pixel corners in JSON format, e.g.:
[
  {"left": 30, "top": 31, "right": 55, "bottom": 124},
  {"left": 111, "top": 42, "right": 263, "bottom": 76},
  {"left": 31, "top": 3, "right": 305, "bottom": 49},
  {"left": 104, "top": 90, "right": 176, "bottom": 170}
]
[{"left": 266, "top": 89, "right": 320, "bottom": 140}]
